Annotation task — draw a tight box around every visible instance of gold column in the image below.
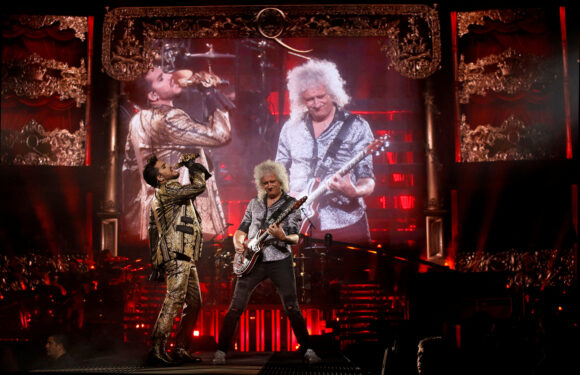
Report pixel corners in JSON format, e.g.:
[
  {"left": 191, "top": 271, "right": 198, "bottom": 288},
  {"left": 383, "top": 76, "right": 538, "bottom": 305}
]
[
  {"left": 424, "top": 78, "right": 446, "bottom": 264},
  {"left": 97, "top": 78, "right": 120, "bottom": 256}
]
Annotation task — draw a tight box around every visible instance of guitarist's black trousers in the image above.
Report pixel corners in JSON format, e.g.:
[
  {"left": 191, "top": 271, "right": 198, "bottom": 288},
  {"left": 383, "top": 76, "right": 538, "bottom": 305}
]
[{"left": 217, "top": 255, "right": 311, "bottom": 353}]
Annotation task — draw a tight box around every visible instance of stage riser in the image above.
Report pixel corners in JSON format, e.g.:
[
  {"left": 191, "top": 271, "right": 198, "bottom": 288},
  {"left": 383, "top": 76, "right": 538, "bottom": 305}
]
[{"left": 124, "top": 306, "right": 331, "bottom": 352}]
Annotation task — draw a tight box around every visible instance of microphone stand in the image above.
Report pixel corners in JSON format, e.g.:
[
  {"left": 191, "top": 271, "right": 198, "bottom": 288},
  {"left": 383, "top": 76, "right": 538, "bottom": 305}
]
[{"left": 298, "top": 208, "right": 318, "bottom": 304}]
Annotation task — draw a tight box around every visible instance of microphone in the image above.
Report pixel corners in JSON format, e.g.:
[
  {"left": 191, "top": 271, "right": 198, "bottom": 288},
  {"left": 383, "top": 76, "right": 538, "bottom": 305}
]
[
  {"left": 173, "top": 153, "right": 200, "bottom": 169},
  {"left": 324, "top": 233, "right": 333, "bottom": 248}
]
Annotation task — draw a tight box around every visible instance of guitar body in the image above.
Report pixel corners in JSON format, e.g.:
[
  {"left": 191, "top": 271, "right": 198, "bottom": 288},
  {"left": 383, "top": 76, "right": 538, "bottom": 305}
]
[
  {"left": 297, "top": 135, "right": 389, "bottom": 236},
  {"left": 298, "top": 180, "right": 321, "bottom": 234},
  {"left": 232, "top": 230, "right": 265, "bottom": 276}
]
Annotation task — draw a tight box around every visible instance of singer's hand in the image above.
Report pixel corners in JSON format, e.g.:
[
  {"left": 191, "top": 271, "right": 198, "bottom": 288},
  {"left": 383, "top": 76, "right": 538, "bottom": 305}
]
[
  {"left": 193, "top": 71, "right": 223, "bottom": 88},
  {"left": 173, "top": 70, "right": 223, "bottom": 88},
  {"left": 174, "top": 153, "right": 201, "bottom": 170}
]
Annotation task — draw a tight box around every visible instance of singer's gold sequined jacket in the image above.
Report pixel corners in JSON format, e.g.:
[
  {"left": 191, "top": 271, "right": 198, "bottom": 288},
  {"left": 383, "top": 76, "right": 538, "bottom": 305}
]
[{"left": 149, "top": 169, "right": 207, "bottom": 269}]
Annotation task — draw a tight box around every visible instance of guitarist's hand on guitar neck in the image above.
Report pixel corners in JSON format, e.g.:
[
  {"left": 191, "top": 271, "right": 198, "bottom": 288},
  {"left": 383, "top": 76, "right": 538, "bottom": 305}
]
[
  {"left": 266, "top": 223, "right": 286, "bottom": 241},
  {"left": 267, "top": 223, "right": 300, "bottom": 245},
  {"left": 328, "top": 172, "right": 357, "bottom": 197},
  {"left": 328, "top": 172, "right": 375, "bottom": 198}
]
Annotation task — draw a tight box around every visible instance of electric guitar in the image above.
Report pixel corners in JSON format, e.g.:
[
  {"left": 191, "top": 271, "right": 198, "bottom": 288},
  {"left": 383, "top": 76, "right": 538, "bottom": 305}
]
[
  {"left": 299, "top": 135, "right": 389, "bottom": 234},
  {"left": 233, "top": 196, "right": 307, "bottom": 277}
]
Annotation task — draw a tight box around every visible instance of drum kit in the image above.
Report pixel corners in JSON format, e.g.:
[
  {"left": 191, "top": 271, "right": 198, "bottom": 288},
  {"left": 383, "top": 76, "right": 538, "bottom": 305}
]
[
  {"left": 293, "top": 239, "right": 347, "bottom": 304},
  {"left": 182, "top": 44, "right": 236, "bottom": 74},
  {"left": 158, "top": 41, "right": 236, "bottom": 75},
  {"left": 159, "top": 39, "right": 278, "bottom": 86}
]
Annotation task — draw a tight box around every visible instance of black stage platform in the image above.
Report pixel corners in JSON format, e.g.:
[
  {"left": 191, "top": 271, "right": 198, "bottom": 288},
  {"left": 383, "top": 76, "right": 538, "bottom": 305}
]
[{"left": 28, "top": 350, "right": 366, "bottom": 375}]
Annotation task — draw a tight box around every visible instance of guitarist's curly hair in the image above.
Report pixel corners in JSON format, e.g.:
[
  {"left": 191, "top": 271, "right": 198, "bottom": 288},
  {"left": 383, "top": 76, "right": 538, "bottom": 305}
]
[
  {"left": 286, "top": 59, "right": 350, "bottom": 125},
  {"left": 254, "top": 160, "right": 290, "bottom": 199}
]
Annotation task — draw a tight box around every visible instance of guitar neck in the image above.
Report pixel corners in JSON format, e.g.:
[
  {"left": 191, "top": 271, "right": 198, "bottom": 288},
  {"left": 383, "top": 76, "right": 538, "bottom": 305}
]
[
  {"left": 257, "top": 200, "right": 295, "bottom": 242},
  {"left": 338, "top": 149, "right": 368, "bottom": 176},
  {"left": 309, "top": 149, "right": 369, "bottom": 202}
]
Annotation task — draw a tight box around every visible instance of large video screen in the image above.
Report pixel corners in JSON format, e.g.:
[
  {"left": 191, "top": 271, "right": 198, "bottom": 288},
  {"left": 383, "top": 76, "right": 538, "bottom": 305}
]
[{"left": 118, "top": 35, "right": 424, "bottom": 253}]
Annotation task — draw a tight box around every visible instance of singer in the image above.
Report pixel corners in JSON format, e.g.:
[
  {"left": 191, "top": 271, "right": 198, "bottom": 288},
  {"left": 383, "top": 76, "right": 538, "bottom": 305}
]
[
  {"left": 142, "top": 153, "right": 211, "bottom": 366},
  {"left": 122, "top": 65, "right": 233, "bottom": 242}
]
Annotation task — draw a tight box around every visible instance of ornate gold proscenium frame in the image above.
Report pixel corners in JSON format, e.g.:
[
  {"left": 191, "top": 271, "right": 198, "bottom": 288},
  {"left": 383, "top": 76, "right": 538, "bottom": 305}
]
[
  {"left": 101, "top": 4, "right": 441, "bottom": 81},
  {"left": 101, "top": 4, "right": 443, "bottom": 258}
]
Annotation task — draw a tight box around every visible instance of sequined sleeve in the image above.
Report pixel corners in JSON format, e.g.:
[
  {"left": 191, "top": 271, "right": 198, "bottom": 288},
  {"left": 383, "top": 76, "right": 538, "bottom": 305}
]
[
  {"left": 163, "top": 178, "right": 206, "bottom": 206},
  {"left": 164, "top": 108, "right": 231, "bottom": 147}
]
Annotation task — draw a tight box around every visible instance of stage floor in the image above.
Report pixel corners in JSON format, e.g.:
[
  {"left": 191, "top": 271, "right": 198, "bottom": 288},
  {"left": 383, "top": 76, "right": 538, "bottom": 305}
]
[{"left": 28, "top": 350, "right": 367, "bottom": 375}]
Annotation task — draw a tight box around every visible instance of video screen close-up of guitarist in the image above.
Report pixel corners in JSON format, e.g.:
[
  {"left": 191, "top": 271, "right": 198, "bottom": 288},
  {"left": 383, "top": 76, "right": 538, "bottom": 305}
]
[{"left": 276, "top": 58, "right": 388, "bottom": 246}]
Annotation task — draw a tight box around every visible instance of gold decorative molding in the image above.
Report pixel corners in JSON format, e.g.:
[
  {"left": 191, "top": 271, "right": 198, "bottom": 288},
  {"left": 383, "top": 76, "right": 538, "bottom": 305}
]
[
  {"left": 460, "top": 114, "right": 554, "bottom": 162},
  {"left": 102, "top": 4, "right": 441, "bottom": 81},
  {"left": 380, "top": 8, "right": 442, "bottom": 79},
  {"left": 1, "top": 119, "right": 86, "bottom": 166},
  {"left": 2, "top": 53, "right": 88, "bottom": 107},
  {"left": 11, "top": 15, "right": 88, "bottom": 41},
  {"left": 457, "top": 48, "right": 554, "bottom": 104},
  {"left": 456, "top": 9, "right": 544, "bottom": 38}
]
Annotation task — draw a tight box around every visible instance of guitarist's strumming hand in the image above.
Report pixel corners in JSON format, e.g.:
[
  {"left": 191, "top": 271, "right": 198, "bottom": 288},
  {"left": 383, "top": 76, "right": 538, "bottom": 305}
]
[
  {"left": 327, "top": 172, "right": 375, "bottom": 198},
  {"left": 232, "top": 229, "right": 247, "bottom": 267}
]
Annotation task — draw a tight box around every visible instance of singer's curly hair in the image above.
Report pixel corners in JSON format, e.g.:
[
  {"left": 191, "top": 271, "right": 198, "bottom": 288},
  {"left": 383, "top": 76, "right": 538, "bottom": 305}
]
[
  {"left": 253, "top": 160, "right": 289, "bottom": 200},
  {"left": 286, "top": 59, "right": 350, "bottom": 124}
]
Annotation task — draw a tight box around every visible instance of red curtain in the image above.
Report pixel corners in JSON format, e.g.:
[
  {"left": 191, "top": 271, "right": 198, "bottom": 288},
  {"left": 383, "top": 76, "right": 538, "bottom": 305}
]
[
  {"left": 1, "top": 20, "right": 85, "bottom": 131},
  {"left": 459, "top": 10, "right": 565, "bottom": 144}
]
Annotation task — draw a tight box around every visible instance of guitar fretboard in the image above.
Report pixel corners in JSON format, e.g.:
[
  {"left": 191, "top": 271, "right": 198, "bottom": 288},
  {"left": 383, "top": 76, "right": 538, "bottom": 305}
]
[
  {"left": 308, "top": 147, "right": 370, "bottom": 203},
  {"left": 257, "top": 199, "right": 301, "bottom": 242}
]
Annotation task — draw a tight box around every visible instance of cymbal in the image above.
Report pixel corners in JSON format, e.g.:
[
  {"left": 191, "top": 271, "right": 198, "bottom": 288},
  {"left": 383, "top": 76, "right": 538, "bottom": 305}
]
[
  {"left": 184, "top": 51, "right": 236, "bottom": 59},
  {"left": 302, "top": 244, "right": 327, "bottom": 250},
  {"left": 242, "top": 39, "right": 276, "bottom": 51}
]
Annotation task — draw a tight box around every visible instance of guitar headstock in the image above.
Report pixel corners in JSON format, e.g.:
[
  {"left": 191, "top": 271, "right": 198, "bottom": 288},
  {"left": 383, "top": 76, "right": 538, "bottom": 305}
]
[
  {"left": 365, "top": 134, "right": 389, "bottom": 156},
  {"left": 293, "top": 196, "right": 308, "bottom": 209}
]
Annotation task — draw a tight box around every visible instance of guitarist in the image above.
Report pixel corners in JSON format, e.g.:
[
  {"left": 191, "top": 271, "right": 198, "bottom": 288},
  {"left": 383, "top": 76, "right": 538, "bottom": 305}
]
[
  {"left": 276, "top": 59, "right": 376, "bottom": 245},
  {"left": 212, "top": 160, "right": 321, "bottom": 365}
]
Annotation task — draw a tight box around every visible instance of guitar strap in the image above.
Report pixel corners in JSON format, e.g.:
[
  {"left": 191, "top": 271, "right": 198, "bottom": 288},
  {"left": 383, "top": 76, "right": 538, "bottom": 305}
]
[
  {"left": 260, "top": 194, "right": 294, "bottom": 230},
  {"left": 314, "top": 112, "right": 359, "bottom": 179}
]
